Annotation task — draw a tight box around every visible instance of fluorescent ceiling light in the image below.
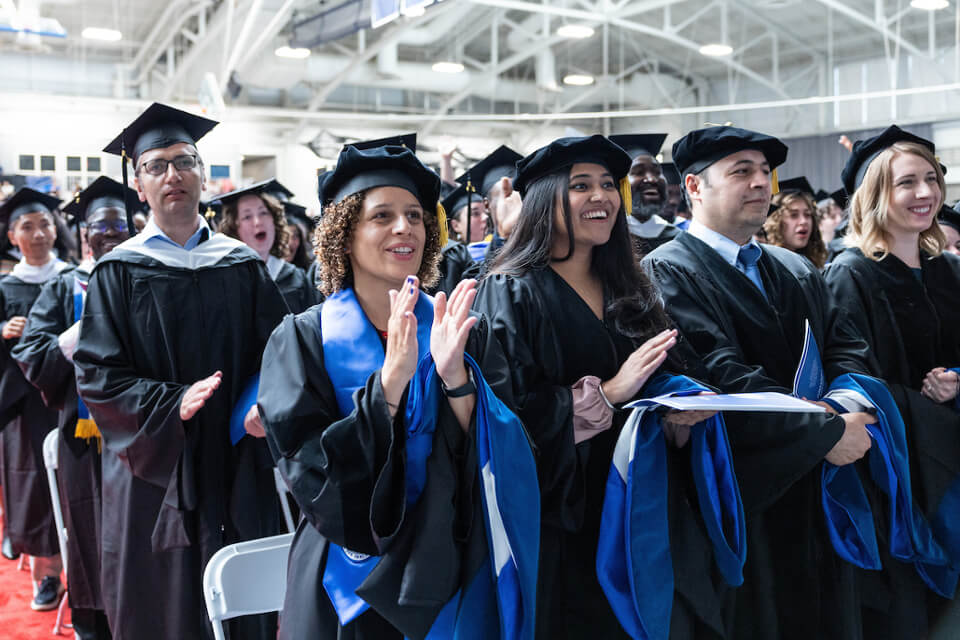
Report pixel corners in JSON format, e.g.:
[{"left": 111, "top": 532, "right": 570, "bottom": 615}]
[
  {"left": 699, "top": 43, "right": 733, "bottom": 57},
  {"left": 432, "top": 61, "right": 464, "bottom": 73},
  {"left": 402, "top": 5, "right": 426, "bottom": 16},
  {"left": 275, "top": 46, "right": 311, "bottom": 59},
  {"left": 81, "top": 27, "right": 121, "bottom": 41},
  {"left": 910, "top": 0, "right": 948, "bottom": 9},
  {"left": 557, "top": 24, "right": 594, "bottom": 39},
  {"left": 563, "top": 74, "right": 595, "bottom": 86}
]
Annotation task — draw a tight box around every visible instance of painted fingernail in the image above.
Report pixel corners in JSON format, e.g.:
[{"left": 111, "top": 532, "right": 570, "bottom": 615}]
[{"left": 409, "top": 287, "right": 414, "bottom": 294}]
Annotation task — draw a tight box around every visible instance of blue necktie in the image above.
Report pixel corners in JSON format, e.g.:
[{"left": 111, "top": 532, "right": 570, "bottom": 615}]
[{"left": 736, "top": 244, "right": 767, "bottom": 299}]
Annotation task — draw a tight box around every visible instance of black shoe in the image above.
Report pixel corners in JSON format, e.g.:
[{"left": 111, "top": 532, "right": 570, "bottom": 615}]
[
  {"left": 1, "top": 534, "right": 18, "bottom": 561},
  {"left": 31, "top": 575, "right": 64, "bottom": 611}
]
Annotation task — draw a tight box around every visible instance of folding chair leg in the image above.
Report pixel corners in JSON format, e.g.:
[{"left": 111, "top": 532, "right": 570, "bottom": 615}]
[
  {"left": 52, "top": 590, "right": 71, "bottom": 635},
  {"left": 18, "top": 554, "right": 26, "bottom": 571}
]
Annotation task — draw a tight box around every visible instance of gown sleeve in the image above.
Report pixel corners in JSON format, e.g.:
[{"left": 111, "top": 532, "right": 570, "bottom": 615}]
[
  {"left": 11, "top": 277, "right": 74, "bottom": 410},
  {"left": 473, "top": 273, "right": 592, "bottom": 531},
  {"left": 0, "top": 285, "right": 38, "bottom": 426},
  {"left": 646, "top": 257, "right": 847, "bottom": 513},
  {"left": 73, "top": 262, "right": 188, "bottom": 490}
]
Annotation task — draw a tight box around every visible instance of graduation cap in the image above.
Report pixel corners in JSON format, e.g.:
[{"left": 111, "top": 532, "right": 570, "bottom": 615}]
[
  {"left": 318, "top": 144, "right": 447, "bottom": 245},
  {"left": 939, "top": 204, "right": 960, "bottom": 232},
  {"left": 661, "top": 162, "right": 682, "bottom": 186},
  {"left": 456, "top": 145, "right": 523, "bottom": 198},
  {"left": 0, "top": 187, "right": 60, "bottom": 227},
  {"left": 777, "top": 177, "right": 815, "bottom": 197},
  {"left": 441, "top": 184, "right": 480, "bottom": 218},
  {"left": 345, "top": 133, "right": 417, "bottom": 153},
  {"left": 830, "top": 187, "right": 849, "bottom": 211},
  {"left": 281, "top": 202, "right": 316, "bottom": 233},
  {"left": 608, "top": 133, "right": 667, "bottom": 159},
  {"left": 214, "top": 179, "right": 296, "bottom": 207},
  {"left": 841, "top": 125, "right": 936, "bottom": 195},
  {"left": 671, "top": 126, "right": 788, "bottom": 192},
  {"left": 62, "top": 177, "right": 138, "bottom": 222},
  {"left": 814, "top": 189, "right": 831, "bottom": 203},
  {"left": 201, "top": 200, "right": 223, "bottom": 227},
  {"left": 103, "top": 102, "right": 218, "bottom": 237}
]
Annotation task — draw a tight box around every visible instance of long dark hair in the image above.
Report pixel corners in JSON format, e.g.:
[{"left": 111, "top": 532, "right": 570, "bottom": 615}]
[{"left": 490, "top": 168, "right": 671, "bottom": 342}]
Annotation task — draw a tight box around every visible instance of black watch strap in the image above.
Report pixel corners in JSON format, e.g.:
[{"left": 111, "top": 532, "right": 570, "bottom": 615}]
[{"left": 442, "top": 370, "right": 476, "bottom": 398}]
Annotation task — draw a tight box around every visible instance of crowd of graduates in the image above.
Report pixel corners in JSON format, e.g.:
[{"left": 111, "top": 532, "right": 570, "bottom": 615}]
[{"left": 0, "top": 101, "right": 959, "bottom": 640}]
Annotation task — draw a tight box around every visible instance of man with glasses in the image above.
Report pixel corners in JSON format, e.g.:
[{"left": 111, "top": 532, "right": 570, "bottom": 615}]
[
  {"left": 13, "top": 176, "right": 134, "bottom": 639},
  {"left": 72, "top": 104, "right": 288, "bottom": 640}
]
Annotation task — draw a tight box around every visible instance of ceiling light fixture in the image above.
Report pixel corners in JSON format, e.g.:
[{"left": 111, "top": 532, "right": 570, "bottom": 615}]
[
  {"left": 910, "top": 0, "right": 949, "bottom": 9},
  {"left": 699, "top": 43, "right": 733, "bottom": 57},
  {"left": 275, "top": 46, "right": 311, "bottom": 59},
  {"left": 432, "top": 61, "right": 464, "bottom": 73},
  {"left": 557, "top": 24, "right": 594, "bottom": 39},
  {"left": 563, "top": 74, "right": 595, "bottom": 86},
  {"left": 81, "top": 27, "right": 122, "bottom": 41},
  {"left": 403, "top": 5, "right": 426, "bottom": 16}
]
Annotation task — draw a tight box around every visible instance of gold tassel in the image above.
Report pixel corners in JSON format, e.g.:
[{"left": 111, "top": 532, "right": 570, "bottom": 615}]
[
  {"left": 436, "top": 202, "right": 449, "bottom": 247},
  {"left": 204, "top": 206, "right": 216, "bottom": 220},
  {"left": 771, "top": 168, "right": 779, "bottom": 195},
  {"left": 75, "top": 418, "right": 102, "bottom": 452},
  {"left": 619, "top": 177, "right": 632, "bottom": 216}
]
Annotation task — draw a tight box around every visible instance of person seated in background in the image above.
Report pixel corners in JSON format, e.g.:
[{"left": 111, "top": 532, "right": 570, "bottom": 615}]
[
  {"left": 762, "top": 178, "right": 828, "bottom": 269},
  {"left": 215, "top": 179, "right": 315, "bottom": 314}
]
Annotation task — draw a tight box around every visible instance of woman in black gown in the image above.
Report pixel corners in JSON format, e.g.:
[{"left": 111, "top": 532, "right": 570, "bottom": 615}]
[
  {"left": 257, "top": 142, "right": 533, "bottom": 639},
  {"left": 825, "top": 125, "right": 960, "bottom": 639},
  {"left": 472, "top": 135, "right": 729, "bottom": 640}
]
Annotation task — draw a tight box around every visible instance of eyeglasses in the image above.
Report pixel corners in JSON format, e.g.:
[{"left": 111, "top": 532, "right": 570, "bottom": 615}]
[
  {"left": 85, "top": 220, "right": 129, "bottom": 234},
  {"left": 137, "top": 154, "right": 199, "bottom": 176}
]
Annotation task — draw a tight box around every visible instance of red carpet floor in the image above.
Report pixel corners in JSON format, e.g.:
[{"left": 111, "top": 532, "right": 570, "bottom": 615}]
[{"left": 0, "top": 526, "right": 70, "bottom": 639}]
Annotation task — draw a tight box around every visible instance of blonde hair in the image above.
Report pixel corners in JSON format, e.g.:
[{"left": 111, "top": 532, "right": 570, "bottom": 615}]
[
  {"left": 763, "top": 191, "right": 828, "bottom": 268},
  {"left": 314, "top": 191, "right": 442, "bottom": 297},
  {"left": 847, "top": 141, "right": 946, "bottom": 260}
]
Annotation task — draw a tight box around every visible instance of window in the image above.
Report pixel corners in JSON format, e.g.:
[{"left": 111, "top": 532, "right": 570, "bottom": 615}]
[
  {"left": 40, "top": 155, "right": 55, "bottom": 171},
  {"left": 87, "top": 157, "right": 101, "bottom": 172},
  {"left": 67, "top": 156, "right": 82, "bottom": 172},
  {"left": 19, "top": 155, "right": 35, "bottom": 171}
]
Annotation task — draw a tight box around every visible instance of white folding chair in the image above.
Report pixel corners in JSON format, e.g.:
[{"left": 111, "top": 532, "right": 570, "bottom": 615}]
[
  {"left": 202, "top": 532, "right": 294, "bottom": 640},
  {"left": 42, "top": 428, "right": 71, "bottom": 635},
  {"left": 273, "top": 467, "right": 296, "bottom": 534}
]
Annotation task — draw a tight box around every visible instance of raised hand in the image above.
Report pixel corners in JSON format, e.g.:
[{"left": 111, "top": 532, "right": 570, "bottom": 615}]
[
  {"left": 430, "top": 279, "right": 479, "bottom": 389},
  {"left": 2, "top": 315, "right": 27, "bottom": 340},
  {"left": 180, "top": 370, "right": 222, "bottom": 420},
  {"left": 381, "top": 275, "right": 421, "bottom": 414},
  {"left": 602, "top": 329, "right": 677, "bottom": 405},
  {"left": 243, "top": 404, "right": 265, "bottom": 438},
  {"left": 824, "top": 412, "right": 874, "bottom": 466}
]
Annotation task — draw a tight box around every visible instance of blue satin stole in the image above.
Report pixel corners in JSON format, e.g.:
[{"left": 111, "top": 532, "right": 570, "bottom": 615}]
[
  {"left": 596, "top": 374, "right": 746, "bottom": 640},
  {"left": 467, "top": 241, "right": 489, "bottom": 262},
  {"left": 823, "top": 373, "right": 960, "bottom": 597},
  {"left": 319, "top": 287, "right": 435, "bottom": 625}
]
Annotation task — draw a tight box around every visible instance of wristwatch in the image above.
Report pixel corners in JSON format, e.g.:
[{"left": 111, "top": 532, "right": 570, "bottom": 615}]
[{"left": 442, "top": 369, "right": 476, "bottom": 398}]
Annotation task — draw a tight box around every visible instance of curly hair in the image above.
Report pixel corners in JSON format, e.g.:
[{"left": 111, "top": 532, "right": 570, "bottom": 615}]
[
  {"left": 763, "top": 191, "right": 828, "bottom": 268},
  {"left": 218, "top": 192, "right": 290, "bottom": 259},
  {"left": 314, "top": 190, "right": 442, "bottom": 297},
  {"left": 847, "top": 141, "right": 947, "bottom": 260}
]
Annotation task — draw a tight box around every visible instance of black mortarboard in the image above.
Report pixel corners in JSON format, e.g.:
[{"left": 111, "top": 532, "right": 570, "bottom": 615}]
[
  {"left": 441, "top": 184, "right": 481, "bottom": 217},
  {"left": 0, "top": 187, "right": 60, "bottom": 227},
  {"left": 938, "top": 204, "right": 960, "bottom": 232},
  {"left": 513, "top": 135, "right": 632, "bottom": 197},
  {"left": 814, "top": 189, "right": 830, "bottom": 202},
  {"left": 319, "top": 144, "right": 446, "bottom": 245},
  {"left": 777, "top": 176, "right": 815, "bottom": 197},
  {"left": 608, "top": 133, "right": 667, "bottom": 159},
  {"left": 456, "top": 145, "right": 523, "bottom": 197},
  {"left": 661, "top": 162, "right": 682, "bottom": 186},
  {"left": 671, "top": 126, "right": 788, "bottom": 177},
  {"left": 201, "top": 200, "right": 223, "bottom": 227},
  {"left": 215, "top": 179, "right": 295, "bottom": 206},
  {"left": 281, "top": 202, "right": 315, "bottom": 232},
  {"left": 346, "top": 133, "right": 417, "bottom": 153},
  {"left": 841, "top": 125, "right": 936, "bottom": 195},
  {"left": 62, "top": 177, "right": 138, "bottom": 222},
  {"left": 103, "top": 102, "right": 218, "bottom": 164},
  {"left": 830, "top": 188, "right": 849, "bottom": 210}
]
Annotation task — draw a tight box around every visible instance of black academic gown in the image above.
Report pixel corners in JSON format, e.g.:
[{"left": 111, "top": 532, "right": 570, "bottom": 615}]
[
  {"left": 72, "top": 237, "right": 289, "bottom": 640},
  {"left": 273, "top": 259, "right": 316, "bottom": 314},
  {"left": 432, "top": 240, "right": 474, "bottom": 295},
  {"left": 644, "top": 233, "right": 876, "bottom": 640},
  {"left": 258, "top": 303, "right": 516, "bottom": 640},
  {"left": 0, "top": 272, "right": 61, "bottom": 558},
  {"left": 630, "top": 219, "right": 681, "bottom": 257},
  {"left": 11, "top": 267, "right": 105, "bottom": 614},
  {"left": 306, "top": 259, "right": 326, "bottom": 304},
  {"left": 473, "top": 266, "right": 729, "bottom": 640},
  {"left": 825, "top": 248, "right": 960, "bottom": 639}
]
